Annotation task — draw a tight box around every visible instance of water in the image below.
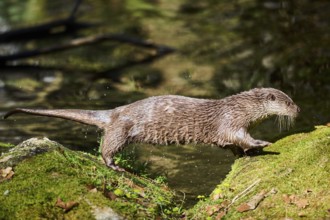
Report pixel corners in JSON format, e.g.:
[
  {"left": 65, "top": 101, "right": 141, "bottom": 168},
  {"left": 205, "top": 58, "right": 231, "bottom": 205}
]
[{"left": 0, "top": 0, "right": 329, "bottom": 206}]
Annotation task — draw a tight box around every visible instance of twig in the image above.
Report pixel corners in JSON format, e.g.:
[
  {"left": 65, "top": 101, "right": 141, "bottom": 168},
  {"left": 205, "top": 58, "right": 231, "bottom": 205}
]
[
  {"left": 69, "top": 0, "right": 82, "bottom": 20},
  {"left": 236, "top": 187, "right": 277, "bottom": 212},
  {"left": 226, "top": 178, "right": 261, "bottom": 210}
]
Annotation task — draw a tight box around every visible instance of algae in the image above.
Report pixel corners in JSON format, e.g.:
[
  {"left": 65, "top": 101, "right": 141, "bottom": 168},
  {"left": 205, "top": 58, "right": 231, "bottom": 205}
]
[{"left": 187, "top": 126, "right": 330, "bottom": 219}]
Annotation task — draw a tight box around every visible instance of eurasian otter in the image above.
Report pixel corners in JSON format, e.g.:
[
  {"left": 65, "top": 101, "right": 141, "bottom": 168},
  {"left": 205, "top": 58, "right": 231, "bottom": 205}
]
[{"left": 4, "top": 88, "right": 300, "bottom": 171}]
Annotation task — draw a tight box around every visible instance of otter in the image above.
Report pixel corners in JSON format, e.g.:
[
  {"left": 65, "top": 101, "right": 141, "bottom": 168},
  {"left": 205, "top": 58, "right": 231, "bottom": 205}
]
[{"left": 4, "top": 88, "right": 299, "bottom": 171}]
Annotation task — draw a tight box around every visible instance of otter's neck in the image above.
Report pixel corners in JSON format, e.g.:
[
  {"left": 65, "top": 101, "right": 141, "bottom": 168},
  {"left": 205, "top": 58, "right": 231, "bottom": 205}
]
[{"left": 221, "top": 94, "right": 270, "bottom": 128}]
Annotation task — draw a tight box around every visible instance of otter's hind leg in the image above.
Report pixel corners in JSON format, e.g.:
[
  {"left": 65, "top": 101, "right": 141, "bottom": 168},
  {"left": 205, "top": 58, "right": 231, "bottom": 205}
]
[{"left": 101, "top": 125, "right": 131, "bottom": 172}]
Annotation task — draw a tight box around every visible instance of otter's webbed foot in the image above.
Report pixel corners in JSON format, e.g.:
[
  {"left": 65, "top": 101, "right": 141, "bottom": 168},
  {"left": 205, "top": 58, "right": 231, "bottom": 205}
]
[
  {"left": 101, "top": 127, "right": 130, "bottom": 172},
  {"left": 108, "top": 163, "right": 126, "bottom": 172},
  {"left": 243, "top": 140, "right": 272, "bottom": 152},
  {"left": 104, "top": 158, "right": 126, "bottom": 172},
  {"left": 252, "top": 139, "right": 272, "bottom": 147}
]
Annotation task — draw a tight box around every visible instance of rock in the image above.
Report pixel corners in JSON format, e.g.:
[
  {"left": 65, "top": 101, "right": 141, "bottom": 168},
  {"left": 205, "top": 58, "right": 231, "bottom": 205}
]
[{"left": 0, "top": 138, "right": 179, "bottom": 219}]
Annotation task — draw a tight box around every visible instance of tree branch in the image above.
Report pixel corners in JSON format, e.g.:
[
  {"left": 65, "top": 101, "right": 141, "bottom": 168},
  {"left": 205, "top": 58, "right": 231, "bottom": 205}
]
[
  {"left": 0, "top": 33, "right": 175, "bottom": 64},
  {"left": 0, "top": 0, "right": 89, "bottom": 43}
]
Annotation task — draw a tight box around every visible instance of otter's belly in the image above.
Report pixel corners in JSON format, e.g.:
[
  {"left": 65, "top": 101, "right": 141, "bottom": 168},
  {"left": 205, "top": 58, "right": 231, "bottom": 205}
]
[{"left": 128, "top": 122, "right": 220, "bottom": 146}]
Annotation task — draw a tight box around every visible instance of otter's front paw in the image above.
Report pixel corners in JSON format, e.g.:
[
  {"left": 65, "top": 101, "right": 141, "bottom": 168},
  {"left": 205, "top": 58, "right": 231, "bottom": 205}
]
[
  {"left": 253, "top": 140, "right": 272, "bottom": 147},
  {"left": 243, "top": 140, "right": 272, "bottom": 152}
]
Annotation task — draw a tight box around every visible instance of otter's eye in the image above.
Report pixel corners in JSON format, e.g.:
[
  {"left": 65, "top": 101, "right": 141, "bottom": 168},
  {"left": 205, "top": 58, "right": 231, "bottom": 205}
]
[{"left": 285, "top": 101, "right": 291, "bottom": 106}]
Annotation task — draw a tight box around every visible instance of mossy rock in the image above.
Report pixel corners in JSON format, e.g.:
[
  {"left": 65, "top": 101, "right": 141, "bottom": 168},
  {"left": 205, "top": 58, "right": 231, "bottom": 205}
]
[
  {"left": 0, "top": 138, "right": 180, "bottom": 219},
  {"left": 187, "top": 126, "right": 330, "bottom": 219}
]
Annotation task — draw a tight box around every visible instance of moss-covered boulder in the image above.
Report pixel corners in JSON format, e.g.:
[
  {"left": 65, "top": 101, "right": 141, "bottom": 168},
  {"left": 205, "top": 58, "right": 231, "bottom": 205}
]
[
  {"left": 187, "top": 126, "right": 330, "bottom": 219},
  {"left": 0, "top": 138, "right": 181, "bottom": 219}
]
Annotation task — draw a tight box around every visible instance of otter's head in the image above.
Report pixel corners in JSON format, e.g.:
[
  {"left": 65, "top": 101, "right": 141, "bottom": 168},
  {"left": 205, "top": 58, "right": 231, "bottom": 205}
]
[{"left": 259, "top": 88, "right": 300, "bottom": 130}]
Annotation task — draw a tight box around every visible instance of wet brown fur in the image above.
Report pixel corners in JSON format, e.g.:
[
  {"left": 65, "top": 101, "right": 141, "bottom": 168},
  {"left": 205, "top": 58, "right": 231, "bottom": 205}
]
[{"left": 4, "top": 88, "right": 300, "bottom": 171}]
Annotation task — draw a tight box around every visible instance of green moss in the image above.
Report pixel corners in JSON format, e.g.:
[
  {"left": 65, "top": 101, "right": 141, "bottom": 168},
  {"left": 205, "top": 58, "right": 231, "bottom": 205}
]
[
  {"left": 0, "top": 142, "right": 14, "bottom": 148},
  {"left": 0, "top": 139, "right": 181, "bottom": 219},
  {"left": 187, "top": 126, "right": 330, "bottom": 219}
]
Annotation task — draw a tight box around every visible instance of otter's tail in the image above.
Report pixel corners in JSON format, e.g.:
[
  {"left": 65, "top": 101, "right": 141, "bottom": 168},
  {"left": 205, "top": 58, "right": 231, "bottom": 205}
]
[{"left": 4, "top": 108, "right": 111, "bottom": 128}]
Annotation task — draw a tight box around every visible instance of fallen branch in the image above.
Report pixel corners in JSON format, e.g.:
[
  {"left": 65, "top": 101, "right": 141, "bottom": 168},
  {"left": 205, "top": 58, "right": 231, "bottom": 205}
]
[
  {"left": 0, "top": 47, "right": 174, "bottom": 81},
  {"left": 0, "top": 20, "right": 93, "bottom": 43},
  {"left": 0, "top": 0, "right": 89, "bottom": 43},
  {"left": 0, "top": 0, "right": 175, "bottom": 71},
  {"left": 0, "top": 33, "right": 175, "bottom": 64}
]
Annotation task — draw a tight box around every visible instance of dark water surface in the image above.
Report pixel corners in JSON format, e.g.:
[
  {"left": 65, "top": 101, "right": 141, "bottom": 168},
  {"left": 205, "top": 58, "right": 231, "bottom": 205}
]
[{"left": 0, "top": 0, "right": 329, "bottom": 207}]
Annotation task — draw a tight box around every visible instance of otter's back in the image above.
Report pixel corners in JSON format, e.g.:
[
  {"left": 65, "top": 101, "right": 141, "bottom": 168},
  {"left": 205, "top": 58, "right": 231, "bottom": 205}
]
[{"left": 114, "top": 95, "right": 220, "bottom": 145}]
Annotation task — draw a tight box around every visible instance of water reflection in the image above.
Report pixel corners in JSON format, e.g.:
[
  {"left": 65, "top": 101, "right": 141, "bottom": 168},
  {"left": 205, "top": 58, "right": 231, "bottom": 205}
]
[{"left": 135, "top": 144, "right": 235, "bottom": 207}]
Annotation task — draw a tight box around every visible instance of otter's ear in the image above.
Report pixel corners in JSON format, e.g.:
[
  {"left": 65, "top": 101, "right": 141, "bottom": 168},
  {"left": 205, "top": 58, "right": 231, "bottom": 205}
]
[{"left": 267, "top": 93, "right": 276, "bottom": 101}]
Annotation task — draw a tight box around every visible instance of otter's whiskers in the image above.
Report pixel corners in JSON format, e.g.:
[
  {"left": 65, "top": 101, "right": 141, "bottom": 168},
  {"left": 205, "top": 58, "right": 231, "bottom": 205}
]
[{"left": 275, "top": 115, "right": 295, "bottom": 132}]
